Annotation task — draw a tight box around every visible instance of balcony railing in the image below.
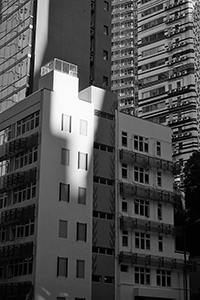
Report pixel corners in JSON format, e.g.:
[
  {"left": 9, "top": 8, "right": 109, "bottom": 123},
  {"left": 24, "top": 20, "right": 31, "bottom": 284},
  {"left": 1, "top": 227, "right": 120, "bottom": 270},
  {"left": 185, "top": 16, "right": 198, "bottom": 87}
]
[{"left": 41, "top": 58, "right": 78, "bottom": 78}]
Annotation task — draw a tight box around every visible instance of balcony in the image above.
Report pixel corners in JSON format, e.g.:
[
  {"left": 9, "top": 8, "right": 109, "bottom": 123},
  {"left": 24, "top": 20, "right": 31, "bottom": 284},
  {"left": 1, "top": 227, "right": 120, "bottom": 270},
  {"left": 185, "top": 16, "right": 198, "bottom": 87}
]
[
  {"left": 119, "top": 251, "right": 184, "bottom": 270},
  {"left": 0, "top": 133, "right": 38, "bottom": 162},
  {"left": 119, "top": 181, "right": 179, "bottom": 205},
  {"left": 119, "top": 149, "right": 173, "bottom": 172}
]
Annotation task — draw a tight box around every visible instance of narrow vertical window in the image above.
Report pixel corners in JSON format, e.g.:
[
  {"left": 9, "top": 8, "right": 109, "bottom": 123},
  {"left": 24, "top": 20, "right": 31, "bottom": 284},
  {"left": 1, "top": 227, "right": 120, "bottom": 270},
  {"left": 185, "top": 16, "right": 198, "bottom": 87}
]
[
  {"left": 156, "top": 141, "right": 161, "bottom": 156},
  {"left": 80, "top": 120, "right": 88, "bottom": 136},
  {"left": 122, "top": 200, "right": 128, "bottom": 212},
  {"left": 158, "top": 236, "right": 163, "bottom": 252},
  {"left": 77, "top": 223, "right": 87, "bottom": 241},
  {"left": 103, "top": 76, "right": 108, "bottom": 87},
  {"left": 103, "top": 50, "right": 108, "bottom": 60},
  {"left": 76, "top": 260, "right": 85, "bottom": 278},
  {"left": 78, "top": 187, "right": 86, "bottom": 205},
  {"left": 59, "top": 183, "right": 70, "bottom": 202},
  {"left": 103, "top": 25, "right": 109, "bottom": 35},
  {"left": 61, "top": 114, "right": 71, "bottom": 132},
  {"left": 61, "top": 148, "right": 70, "bottom": 166},
  {"left": 122, "top": 163, "right": 128, "bottom": 179},
  {"left": 78, "top": 152, "right": 88, "bottom": 170},
  {"left": 104, "top": 1, "right": 109, "bottom": 11},
  {"left": 157, "top": 172, "right": 162, "bottom": 187},
  {"left": 59, "top": 220, "right": 68, "bottom": 238},
  {"left": 158, "top": 203, "right": 162, "bottom": 220},
  {"left": 122, "top": 230, "right": 128, "bottom": 247},
  {"left": 57, "top": 257, "right": 68, "bottom": 277},
  {"left": 122, "top": 131, "right": 127, "bottom": 147}
]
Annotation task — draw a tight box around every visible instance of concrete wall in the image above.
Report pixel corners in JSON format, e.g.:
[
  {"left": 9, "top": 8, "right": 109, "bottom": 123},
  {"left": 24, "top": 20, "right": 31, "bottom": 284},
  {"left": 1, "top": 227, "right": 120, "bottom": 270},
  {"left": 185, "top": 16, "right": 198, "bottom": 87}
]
[{"left": 34, "top": 70, "right": 93, "bottom": 300}]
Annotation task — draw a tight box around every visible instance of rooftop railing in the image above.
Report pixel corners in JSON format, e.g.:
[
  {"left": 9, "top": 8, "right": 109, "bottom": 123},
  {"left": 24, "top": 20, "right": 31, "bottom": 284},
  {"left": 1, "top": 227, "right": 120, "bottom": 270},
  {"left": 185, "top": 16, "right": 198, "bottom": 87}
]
[{"left": 41, "top": 58, "right": 78, "bottom": 78}]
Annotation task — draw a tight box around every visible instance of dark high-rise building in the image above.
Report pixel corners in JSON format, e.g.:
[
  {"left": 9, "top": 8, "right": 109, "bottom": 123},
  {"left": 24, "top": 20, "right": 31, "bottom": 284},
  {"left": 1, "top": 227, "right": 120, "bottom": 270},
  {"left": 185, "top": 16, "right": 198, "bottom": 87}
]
[{"left": 0, "top": 0, "right": 112, "bottom": 112}]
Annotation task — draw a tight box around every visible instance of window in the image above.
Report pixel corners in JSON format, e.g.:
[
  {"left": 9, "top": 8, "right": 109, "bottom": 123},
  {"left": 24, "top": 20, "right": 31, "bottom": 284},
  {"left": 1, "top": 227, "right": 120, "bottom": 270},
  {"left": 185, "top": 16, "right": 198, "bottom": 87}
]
[
  {"left": 122, "top": 230, "right": 128, "bottom": 246},
  {"left": 57, "top": 297, "right": 65, "bottom": 300},
  {"left": 78, "top": 187, "right": 86, "bottom": 205},
  {"left": 121, "top": 265, "right": 129, "bottom": 272},
  {"left": 141, "top": 59, "right": 166, "bottom": 71},
  {"left": 59, "top": 183, "right": 70, "bottom": 202},
  {"left": 141, "top": 17, "right": 164, "bottom": 31},
  {"left": 156, "top": 270, "right": 171, "bottom": 287},
  {"left": 103, "top": 50, "right": 108, "bottom": 60},
  {"left": 157, "top": 172, "right": 162, "bottom": 187},
  {"left": 57, "top": 257, "right": 68, "bottom": 277},
  {"left": 17, "top": 111, "right": 39, "bottom": 136},
  {"left": 158, "top": 236, "right": 163, "bottom": 252},
  {"left": 135, "top": 199, "right": 150, "bottom": 217},
  {"left": 122, "top": 200, "right": 127, "bottom": 212},
  {"left": 141, "top": 4, "right": 163, "bottom": 17},
  {"left": 134, "top": 135, "right": 148, "bottom": 153},
  {"left": 104, "top": 1, "right": 109, "bottom": 11},
  {"left": 135, "top": 267, "right": 150, "bottom": 285},
  {"left": 75, "top": 298, "right": 85, "bottom": 300},
  {"left": 76, "top": 260, "right": 85, "bottom": 278},
  {"left": 122, "top": 131, "right": 127, "bottom": 147},
  {"left": 135, "top": 232, "right": 150, "bottom": 250},
  {"left": 59, "top": 220, "right": 68, "bottom": 238},
  {"left": 78, "top": 152, "right": 88, "bottom": 170},
  {"left": 104, "top": 276, "right": 114, "bottom": 284},
  {"left": 61, "top": 114, "right": 71, "bottom": 132},
  {"left": 80, "top": 119, "right": 88, "bottom": 136},
  {"left": 158, "top": 203, "right": 162, "bottom": 220},
  {"left": 103, "top": 25, "right": 109, "bottom": 35},
  {"left": 134, "top": 167, "right": 149, "bottom": 184},
  {"left": 103, "top": 76, "right": 108, "bottom": 87},
  {"left": 92, "top": 275, "right": 102, "bottom": 282},
  {"left": 142, "top": 86, "right": 165, "bottom": 99},
  {"left": 77, "top": 222, "right": 87, "bottom": 241},
  {"left": 156, "top": 141, "right": 161, "bottom": 156},
  {"left": 142, "top": 45, "right": 165, "bottom": 57},
  {"left": 61, "top": 148, "right": 70, "bottom": 166},
  {"left": 122, "top": 163, "right": 127, "bottom": 179}
]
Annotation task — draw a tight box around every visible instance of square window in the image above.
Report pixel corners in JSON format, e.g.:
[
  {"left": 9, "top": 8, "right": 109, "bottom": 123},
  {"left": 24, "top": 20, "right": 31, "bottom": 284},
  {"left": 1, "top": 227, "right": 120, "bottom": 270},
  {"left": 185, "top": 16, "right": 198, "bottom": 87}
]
[
  {"left": 61, "top": 148, "right": 70, "bottom": 166},
  {"left": 103, "top": 76, "right": 108, "bottom": 87},
  {"left": 78, "top": 152, "right": 88, "bottom": 170},
  {"left": 103, "top": 25, "right": 109, "bottom": 35},
  {"left": 121, "top": 265, "right": 129, "bottom": 272},
  {"left": 59, "top": 220, "right": 68, "bottom": 238},
  {"left": 57, "top": 257, "right": 68, "bottom": 277},
  {"left": 103, "top": 50, "right": 108, "bottom": 60},
  {"left": 80, "top": 119, "right": 88, "bottom": 136},
  {"left": 59, "top": 183, "right": 70, "bottom": 202},
  {"left": 76, "top": 260, "right": 85, "bottom": 278},
  {"left": 78, "top": 187, "right": 86, "bottom": 205},
  {"left": 104, "top": 0, "right": 109, "bottom": 11},
  {"left": 77, "top": 222, "right": 87, "bottom": 241},
  {"left": 61, "top": 114, "right": 71, "bottom": 132}
]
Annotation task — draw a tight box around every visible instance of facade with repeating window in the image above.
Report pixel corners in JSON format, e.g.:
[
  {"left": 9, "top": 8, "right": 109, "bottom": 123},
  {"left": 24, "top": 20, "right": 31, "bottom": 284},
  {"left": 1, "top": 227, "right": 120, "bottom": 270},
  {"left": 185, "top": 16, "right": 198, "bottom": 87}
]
[
  {"left": 111, "top": 0, "right": 138, "bottom": 115},
  {"left": 137, "top": 0, "right": 200, "bottom": 183},
  {"left": 112, "top": 0, "right": 200, "bottom": 183},
  {"left": 116, "top": 113, "right": 187, "bottom": 300},
  {"left": 0, "top": 60, "right": 116, "bottom": 300},
  {"left": 0, "top": 0, "right": 111, "bottom": 113}
]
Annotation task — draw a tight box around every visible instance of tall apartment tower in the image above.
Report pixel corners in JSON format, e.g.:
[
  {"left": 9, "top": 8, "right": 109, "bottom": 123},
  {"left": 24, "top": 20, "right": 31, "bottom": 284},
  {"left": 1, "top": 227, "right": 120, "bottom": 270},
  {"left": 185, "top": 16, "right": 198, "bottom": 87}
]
[
  {"left": 112, "top": 0, "right": 200, "bottom": 179},
  {"left": 0, "top": 0, "right": 112, "bottom": 112},
  {"left": 138, "top": 0, "right": 200, "bottom": 176},
  {"left": 116, "top": 113, "right": 186, "bottom": 300},
  {"left": 111, "top": 0, "right": 138, "bottom": 115}
]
